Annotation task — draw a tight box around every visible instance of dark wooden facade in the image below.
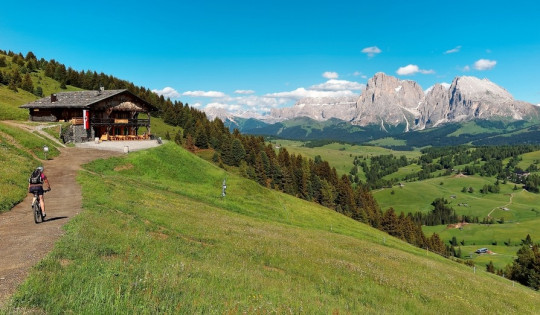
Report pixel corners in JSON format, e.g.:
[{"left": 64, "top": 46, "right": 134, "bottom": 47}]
[{"left": 20, "top": 89, "right": 157, "bottom": 141}]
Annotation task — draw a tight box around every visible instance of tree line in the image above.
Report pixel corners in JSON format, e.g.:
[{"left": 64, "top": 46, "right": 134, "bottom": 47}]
[
  {"left": 486, "top": 234, "right": 540, "bottom": 290},
  {"left": 349, "top": 144, "right": 540, "bottom": 191}
]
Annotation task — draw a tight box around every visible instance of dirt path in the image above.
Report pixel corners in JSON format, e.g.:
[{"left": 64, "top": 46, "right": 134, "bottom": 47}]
[
  {"left": 0, "top": 147, "right": 120, "bottom": 306},
  {"left": 3, "top": 121, "right": 66, "bottom": 148},
  {"left": 487, "top": 193, "right": 516, "bottom": 218}
]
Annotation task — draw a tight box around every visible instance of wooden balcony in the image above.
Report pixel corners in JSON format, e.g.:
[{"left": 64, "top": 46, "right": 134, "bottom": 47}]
[{"left": 90, "top": 118, "right": 151, "bottom": 127}]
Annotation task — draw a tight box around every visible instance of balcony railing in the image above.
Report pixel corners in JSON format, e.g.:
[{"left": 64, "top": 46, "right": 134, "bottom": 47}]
[{"left": 90, "top": 118, "right": 151, "bottom": 127}]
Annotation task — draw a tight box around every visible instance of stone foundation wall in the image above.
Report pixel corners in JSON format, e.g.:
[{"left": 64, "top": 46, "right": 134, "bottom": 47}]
[
  {"left": 61, "top": 125, "right": 95, "bottom": 143},
  {"left": 30, "top": 115, "right": 57, "bottom": 122}
]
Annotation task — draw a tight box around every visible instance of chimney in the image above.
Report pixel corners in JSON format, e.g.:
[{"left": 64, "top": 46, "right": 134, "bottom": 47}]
[{"left": 51, "top": 94, "right": 57, "bottom": 102}]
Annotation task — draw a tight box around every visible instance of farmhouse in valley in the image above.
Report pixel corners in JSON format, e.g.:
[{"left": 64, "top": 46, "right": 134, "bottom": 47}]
[{"left": 20, "top": 88, "right": 157, "bottom": 143}]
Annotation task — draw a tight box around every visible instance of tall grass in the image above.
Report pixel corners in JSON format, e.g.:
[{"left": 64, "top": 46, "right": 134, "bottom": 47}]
[
  {"left": 0, "top": 122, "right": 60, "bottom": 159},
  {"left": 7, "top": 143, "right": 540, "bottom": 313},
  {"left": 0, "top": 135, "right": 36, "bottom": 212}
]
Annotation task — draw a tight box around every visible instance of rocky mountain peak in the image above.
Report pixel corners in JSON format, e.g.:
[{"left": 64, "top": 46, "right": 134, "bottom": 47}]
[
  {"left": 270, "top": 96, "right": 357, "bottom": 122},
  {"left": 353, "top": 73, "right": 424, "bottom": 128},
  {"left": 451, "top": 76, "right": 513, "bottom": 101}
]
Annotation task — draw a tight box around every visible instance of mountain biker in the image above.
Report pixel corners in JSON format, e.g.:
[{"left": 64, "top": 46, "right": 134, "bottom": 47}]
[{"left": 28, "top": 166, "right": 51, "bottom": 218}]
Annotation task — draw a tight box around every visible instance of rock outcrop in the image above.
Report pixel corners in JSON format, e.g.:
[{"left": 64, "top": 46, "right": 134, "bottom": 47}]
[
  {"left": 352, "top": 73, "right": 424, "bottom": 130},
  {"left": 270, "top": 97, "right": 357, "bottom": 122}
]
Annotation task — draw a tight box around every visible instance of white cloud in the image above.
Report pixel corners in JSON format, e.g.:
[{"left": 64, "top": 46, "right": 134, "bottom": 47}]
[
  {"left": 151, "top": 87, "right": 180, "bottom": 99},
  {"left": 396, "top": 64, "right": 435, "bottom": 76},
  {"left": 182, "top": 90, "right": 227, "bottom": 98},
  {"left": 462, "top": 65, "right": 471, "bottom": 72},
  {"left": 322, "top": 71, "right": 339, "bottom": 79},
  {"left": 444, "top": 45, "right": 461, "bottom": 54},
  {"left": 310, "top": 79, "right": 365, "bottom": 91},
  {"left": 424, "top": 82, "right": 451, "bottom": 94},
  {"left": 353, "top": 71, "right": 368, "bottom": 79},
  {"left": 234, "top": 89, "right": 255, "bottom": 95},
  {"left": 361, "top": 46, "right": 382, "bottom": 57},
  {"left": 192, "top": 102, "right": 202, "bottom": 108},
  {"left": 474, "top": 59, "right": 497, "bottom": 70},
  {"left": 233, "top": 95, "right": 288, "bottom": 108},
  {"left": 265, "top": 88, "right": 358, "bottom": 100},
  {"left": 206, "top": 102, "right": 242, "bottom": 111}
]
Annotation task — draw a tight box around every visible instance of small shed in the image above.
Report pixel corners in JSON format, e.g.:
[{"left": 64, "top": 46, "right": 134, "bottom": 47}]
[{"left": 20, "top": 88, "right": 158, "bottom": 142}]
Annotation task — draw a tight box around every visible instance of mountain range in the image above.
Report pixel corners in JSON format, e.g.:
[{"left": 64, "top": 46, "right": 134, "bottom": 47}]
[{"left": 205, "top": 73, "right": 540, "bottom": 147}]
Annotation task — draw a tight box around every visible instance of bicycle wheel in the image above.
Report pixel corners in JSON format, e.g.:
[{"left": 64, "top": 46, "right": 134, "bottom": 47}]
[{"left": 34, "top": 202, "right": 43, "bottom": 224}]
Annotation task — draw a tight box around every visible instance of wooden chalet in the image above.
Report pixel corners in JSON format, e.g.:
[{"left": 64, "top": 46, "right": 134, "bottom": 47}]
[{"left": 20, "top": 89, "right": 158, "bottom": 142}]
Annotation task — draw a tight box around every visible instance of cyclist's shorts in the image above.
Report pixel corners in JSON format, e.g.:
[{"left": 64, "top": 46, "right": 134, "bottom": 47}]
[{"left": 29, "top": 185, "right": 44, "bottom": 196}]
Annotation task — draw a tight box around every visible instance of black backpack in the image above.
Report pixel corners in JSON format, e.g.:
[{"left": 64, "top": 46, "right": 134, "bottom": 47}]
[{"left": 29, "top": 170, "right": 43, "bottom": 185}]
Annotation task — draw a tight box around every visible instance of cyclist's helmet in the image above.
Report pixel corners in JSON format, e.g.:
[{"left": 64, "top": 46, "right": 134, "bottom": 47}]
[{"left": 36, "top": 166, "right": 44, "bottom": 172}]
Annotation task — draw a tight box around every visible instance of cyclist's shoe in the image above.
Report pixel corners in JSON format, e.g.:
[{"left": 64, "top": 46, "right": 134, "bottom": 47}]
[{"left": 42, "top": 213, "right": 46, "bottom": 218}]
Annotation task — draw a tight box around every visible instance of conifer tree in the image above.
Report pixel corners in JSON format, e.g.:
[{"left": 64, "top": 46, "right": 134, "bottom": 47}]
[
  {"left": 21, "top": 73, "right": 34, "bottom": 92},
  {"left": 231, "top": 138, "right": 246, "bottom": 167},
  {"left": 486, "top": 261, "right": 495, "bottom": 273}
]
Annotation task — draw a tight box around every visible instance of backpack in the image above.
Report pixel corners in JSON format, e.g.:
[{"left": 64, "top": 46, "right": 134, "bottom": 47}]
[{"left": 29, "top": 170, "right": 43, "bottom": 185}]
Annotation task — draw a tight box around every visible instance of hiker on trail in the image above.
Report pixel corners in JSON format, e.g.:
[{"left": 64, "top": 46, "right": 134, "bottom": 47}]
[{"left": 28, "top": 166, "right": 51, "bottom": 218}]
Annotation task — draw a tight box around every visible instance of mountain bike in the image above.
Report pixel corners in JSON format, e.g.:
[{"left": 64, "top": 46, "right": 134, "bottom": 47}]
[{"left": 32, "top": 190, "right": 48, "bottom": 223}]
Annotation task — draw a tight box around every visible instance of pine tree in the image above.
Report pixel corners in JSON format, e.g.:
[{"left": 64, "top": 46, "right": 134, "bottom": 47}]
[
  {"left": 486, "top": 261, "right": 495, "bottom": 273},
  {"left": 231, "top": 138, "right": 246, "bottom": 167},
  {"left": 174, "top": 130, "right": 183, "bottom": 145},
  {"left": 11, "top": 68, "right": 22, "bottom": 86},
  {"left": 8, "top": 79, "right": 17, "bottom": 92},
  {"left": 184, "top": 134, "right": 196, "bottom": 152},
  {"left": 381, "top": 208, "right": 401, "bottom": 238},
  {"left": 21, "top": 73, "right": 34, "bottom": 92},
  {"left": 34, "top": 86, "right": 43, "bottom": 97},
  {"left": 509, "top": 243, "right": 540, "bottom": 289}
]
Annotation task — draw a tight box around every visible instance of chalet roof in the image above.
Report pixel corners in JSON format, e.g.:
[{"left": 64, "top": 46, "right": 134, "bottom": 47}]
[{"left": 19, "top": 89, "right": 158, "bottom": 111}]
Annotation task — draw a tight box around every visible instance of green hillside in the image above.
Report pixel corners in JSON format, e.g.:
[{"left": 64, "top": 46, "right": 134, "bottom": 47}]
[
  {"left": 373, "top": 174, "right": 540, "bottom": 269},
  {"left": 0, "top": 52, "right": 83, "bottom": 120},
  {"left": 6, "top": 143, "right": 539, "bottom": 313},
  {"left": 0, "top": 121, "right": 62, "bottom": 212},
  {"left": 275, "top": 139, "right": 420, "bottom": 178}
]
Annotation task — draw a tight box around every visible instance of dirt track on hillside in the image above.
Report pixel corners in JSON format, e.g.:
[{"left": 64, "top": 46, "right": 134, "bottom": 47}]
[{"left": 0, "top": 147, "right": 120, "bottom": 306}]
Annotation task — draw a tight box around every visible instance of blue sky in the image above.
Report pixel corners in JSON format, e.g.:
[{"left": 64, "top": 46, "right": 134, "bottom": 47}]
[{"left": 1, "top": 0, "right": 539, "bottom": 114}]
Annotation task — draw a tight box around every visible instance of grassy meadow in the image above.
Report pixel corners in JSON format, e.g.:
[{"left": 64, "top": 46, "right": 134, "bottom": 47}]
[
  {"left": 138, "top": 115, "right": 182, "bottom": 139},
  {"left": 0, "top": 122, "right": 60, "bottom": 212},
  {"left": 271, "top": 139, "right": 540, "bottom": 271},
  {"left": 0, "top": 130, "right": 37, "bottom": 213},
  {"left": 374, "top": 174, "right": 540, "bottom": 269},
  {"left": 6, "top": 143, "right": 540, "bottom": 313},
  {"left": 274, "top": 139, "right": 420, "bottom": 178}
]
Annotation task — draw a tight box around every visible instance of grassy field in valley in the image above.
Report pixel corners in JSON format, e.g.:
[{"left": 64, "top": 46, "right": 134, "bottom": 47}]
[
  {"left": 274, "top": 139, "right": 420, "bottom": 178},
  {"left": 374, "top": 174, "right": 540, "bottom": 269},
  {"left": 5, "top": 143, "right": 539, "bottom": 313}
]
